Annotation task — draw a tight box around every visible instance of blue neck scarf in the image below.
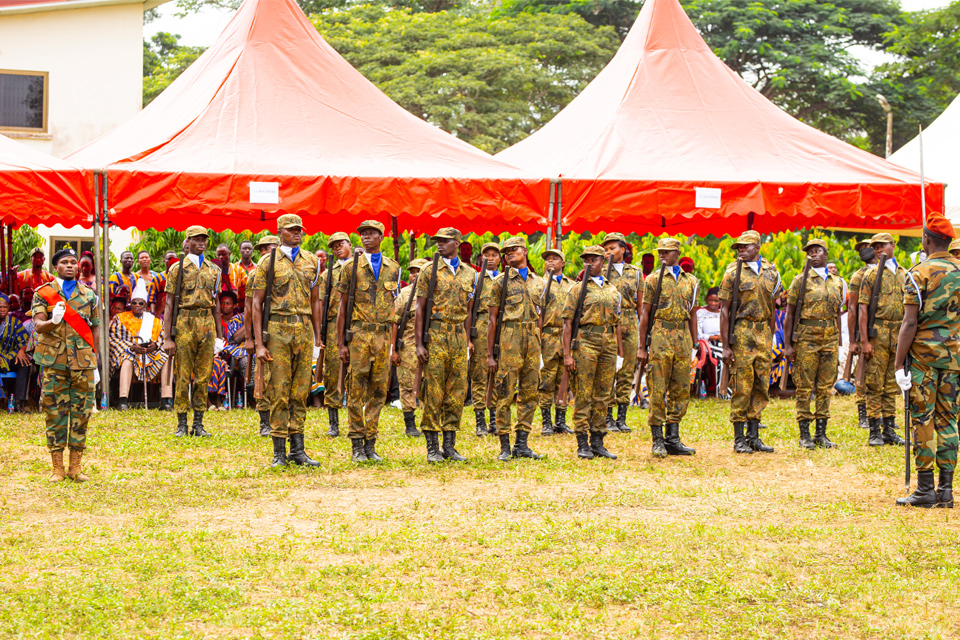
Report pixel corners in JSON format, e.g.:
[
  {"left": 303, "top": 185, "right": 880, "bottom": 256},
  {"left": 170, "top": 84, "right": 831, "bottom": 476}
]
[
  {"left": 449, "top": 256, "right": 460, "bottom": 272},
  {"left": 518, "top": 267, "right": 528, "bottom": 281},
  {"left": 669, "top": 265, "right": 681, "bottom": 280},
  {"left": 61, "top": 279, "right": 77, "bottom": 299},
  {"left": 554, "top": 275, "right": 562, "bottom": 284},
  {"left": 197, "top": 254, "right": 204, "bottom": 267},
  {"left": 490, "top": 269, "right": 499, "bottom": 277},
  {"left": 370, "top": 252, "right": 382, "bottom": 281},
  {"left": 290, "top": 247, "right": 300, "bottom": 261}
]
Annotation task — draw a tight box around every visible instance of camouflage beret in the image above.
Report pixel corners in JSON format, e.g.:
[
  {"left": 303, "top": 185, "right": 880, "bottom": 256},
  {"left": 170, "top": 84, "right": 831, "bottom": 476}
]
[
  {"left": 732, "top": 230, "right": 761, "bottom": 248},
  {"left": 949, "top": 239, "right": 960, "bottom": 253},
  {"left": 657, "top": 237, "right": 681, "bottom": 252},
  {"left": 431, "top": 227, "right": 462, "bottom": 244},
  {"left": 854, "top": 238, "right": 871, "bottom": 250},
  {"left": 409, "top": 258, "right": 430, "bottom": 271},
  {"left": 602, "top": 232, "right": 627, "bottom": 246},
  {"left": 541, "top": 248, "right": 565, "bottom": 262},
  {"left": 870, "top": 232, "right": 895, "bottom": 245},
  {"left": 254, "top": 235, "right": 281, "bottom": 250},
  {"left": 480, "top": 242, "right": 501, "bottom": 254},
  {"left": 581, "top": 245, "right": 605, "bottom": 259},
  {"left": 500, "top": 236, "right": 526, "bottom": 251},
  {"left": 358, "top": 220, "right": 385, "bottom": 235},
  {"left": 277, "top": 214, "right": 303, "bottom": 231},
  {"left": 802, "top": 238, "right": 827, "bottom": 252},
  {"left": 327, "top": 232, "right": 350, "bottom": 247},
  {"left": 185, "top": 225, "right": 209, "bottom": 239}
]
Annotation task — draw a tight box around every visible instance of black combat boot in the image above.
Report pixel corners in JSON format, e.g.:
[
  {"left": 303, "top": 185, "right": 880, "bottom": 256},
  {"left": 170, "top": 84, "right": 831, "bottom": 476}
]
[
  {"left": 937, "top": 468, "right": 954, "bottom": 508},
  {"left": 664, "top": 422, "right": 695, "bottom": 455},
  {"left": 498, "top": 433, "right": 512, "bottom": 461},
  {"left": 747, "top": 420, "right": 773, "bottom": 453},
  {"left": 442, "top": 431, "right": 467, "bottom": 462},
  {"left": 814, "top": 418, "right": 836, "bottom": 449},
  {"left": 896, "top": 469, "right": 937, "bottom": 508},
  {"left": 867, "top": 417, "right": 884, "bottom": 447},
  {"left": 615, "top": 403, "right": 631, "bottom": 433},
  {"left": 650, "top": 424, "right": 667, "bottom": 458},
  {"left": 363, "top": 438, "right": 383, "bottom": 463},
  {"left": 350, "top": 438, "right": 368, "bottom": 462},
  {"left": 475, "top": 408, "right": 487, "bottom": 437},
  {"left": 160, "top": 398, "right": 173, "bottom": 412},
  {"left": 424, "top": 431, "right": 444, "bottom": 464},
  {"left": 541, "top": 407, "right": 554, "bottom": 436},
  {"left": 288, "top": 433, "right": 320, "bottom": 467},
  {"left": 857, "top": 402, "right": 869, "bottom": 429},
  {"left": 575, "top": 432, "right": 594, "bottom": 459},
  {"left": 554, "top": 407, "right": 572, "bottom": 434},
  {"left": 513, "top": 431, "right": 542, "bottom": 460},
  {"left": 733, "top": 422, "right": 752, "bottom": 454},
  {"left": 882, "top": 416, "right": 905, "bottom": 446},
  {"left": 605, "top": 406, "right": 617, "bottom": 432},
  {"left": 403, "top": 411, "right": 421, "bottom": 438},
  {"left": 590, "top": 431, "right": 617, "bottom": 459},
  {"left": 327, "top": 408, "right": 340, "bottom": 438},
  {"left": 192, "top": 411, "right": 212, "bottom": 437},
  {"left": 258, "top": 410, "right": 271, "bottom": 437},
  {"left": 270, "top": 437, "right": 287, "bottom": 468},
  {"left": 488, "top": 408, "right": 497, "bottom": 435},
  {"left": 797, "top": 419, "right": 815, "bottom": 450},
  {"left": 118, "top": 398, "right": 130, "bottom": 411},
  {"left": 175, "top": 413, "right": 189, "bottom": 437}
]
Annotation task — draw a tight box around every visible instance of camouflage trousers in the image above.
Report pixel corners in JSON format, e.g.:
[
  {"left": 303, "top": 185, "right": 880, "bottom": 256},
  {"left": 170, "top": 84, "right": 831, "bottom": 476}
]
[
  {"left": 322, "top": 321, "right": 344, "bottom": 409},
  {"left": 421, "top": 323, "right": 468, "bottom": 432},
  {"left": 571, "top": 326, "right": 617, "bottom": 434},
  {"left": 865, "top": 322, "right": 899, "bottom": 418},
  {"left": 470, "top": 316, "right": 497, "bottom": 409},
  {"left": 908, "top": 360, "right": 959, "bottom": 472},
  {"left": 397, "top": 341, "right": 417, "bottom": 413},
  {"left": 793, "top": 332, "right": 838, "bottom": 421},
  {"left": 42, "top": 366, "right": 94, "bottom": 452},
  {"left": 494, "top": 323, "right": 541, "bottom": 435},
  {"left": 263, "top": 318, "right": 314, "bottom": 439},
  {"left": 538, "top": 327, "right": 567, "bottom": 408},
  {"left": 346, "top": 326, "right": 390, "bottom": 439},
  {"left": 729, "top": 320, "right": 772, "bottom": 423},
  {"left": 648, "top": 322, "right": 692, "bottom": 426},
  {"left": 174, "top": 313, "right": 215, "bottom": 413},
  {"left": 614, "top": 317, "right": 639, "bottom": 405}
]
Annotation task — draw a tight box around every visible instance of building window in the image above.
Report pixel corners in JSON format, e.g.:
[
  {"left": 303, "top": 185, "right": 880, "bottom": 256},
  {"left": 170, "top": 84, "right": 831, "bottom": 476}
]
[{"left": 0, "top": 70, "right": 48, "bottom": 132}]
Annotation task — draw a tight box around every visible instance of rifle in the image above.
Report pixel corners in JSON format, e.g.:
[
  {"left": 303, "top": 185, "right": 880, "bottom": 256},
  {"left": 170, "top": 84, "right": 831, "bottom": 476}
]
[
  {"left": 539, "top": 268, "right": 554, "bottom": 330},
  {"left": 413, "top": 253, "right": 441, "bottom": 398},
  {"left": 388, "top": 272, "right": 418, "bottom": 386},
  {"left": 904, "top": 353, "right": 912, "bottom": 496},
  {"left": 856, "top": 253, "right": 887, "bottom": 387},
  {"left": 315, "top": 256, "right": 335, "bottom": 384},
  {"left": 846, "top": 282, "right": 864, "bottom": 383},
  {"left": 337, "top": 248, "right": 362, "bottom": 396},
  {"left": 557, "top": 263, "right": 593, "bottom": 404},
  {"left": 718, "top": 259, "right": 743, "bottom": 396},
  {"left": 485, "top": 266, "right": 511, "bottom": 407},
  {"left": 255, "top": 247, "right": 277, "bottom": 400},
  {"left": 781, "top": 256, "right": 811, "bottom": 391},
  {"left": 634, "top": 263, "right": 666, "bottom": 398},
  {"left": 469, "top": 265, "right": 487, "bottom": 345},
  {"left": 170, "top": 255, "right": 186, "bottom": 340}
]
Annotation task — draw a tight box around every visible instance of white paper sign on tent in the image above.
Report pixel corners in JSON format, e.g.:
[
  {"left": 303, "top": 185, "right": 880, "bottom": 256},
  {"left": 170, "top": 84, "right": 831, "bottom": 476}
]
[
  {"left": 250, "top": 182, "right": 280, "bottom": 204},
  {"left": 695, "top": 187, "right": 721, "bottom": 209}
]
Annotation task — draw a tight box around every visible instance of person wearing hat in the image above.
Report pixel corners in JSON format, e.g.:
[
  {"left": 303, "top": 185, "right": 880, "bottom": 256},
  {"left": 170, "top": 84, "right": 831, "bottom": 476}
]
[
  {"left": 846, "top": 238, "right": 878, "bottom": 430},
  {"left": 319, "top": 231, "right": 353, "bottom": 437},
  {"left": 162, "top": 225, "right": 224, "bottom": 438},
  {"left": 783, "top": 238, "right": 845, "bottom": 450},
  {"left": 948, "top": 238, "right": 960, "bottom": 260},
  {"left": 109, "top": 278, "right": 171, "bottom": 412},
  {"left": 636, "top": 237, "right": 699, "bottom": 457},
  {"left": 17, "top": 247, "right": 55, "bottom": 292},
  {"left": 485, "top": 236, "right": 546, "bottom": 461},
  {"left": 470, "top": 241, "right": 502, "bottom": 437},
  {"left": 562, "top": 245, "right": 622, "bottom": 460},
  {"left": 858, "top": 232, "right": 907, "bottom": 448},
  {"left": 338, "top": 220, "right": 401, "bottom": 463},
  {"left": 601, "top": 232, "right": 643, "bottom": 433},
  {"left": 894, "top": 213, "right": 960, "bottom": 507},
  {"left": 391, "top": 258, "right": 428, "bottom": 438},
  {"left": 251, "top": 215, "right": 323, "bottom": 467},
  {"left": 413, "top": 227, "right": 474, "bottom": 463},
  {"left": 31, "top": 248, "right": 100, "bottom": 482},
  {"left": 538, "top": 247, "right": 575, "bottom": 435},
  {"left": 719, "top": 230, "right": 781, "bottom": 454}
]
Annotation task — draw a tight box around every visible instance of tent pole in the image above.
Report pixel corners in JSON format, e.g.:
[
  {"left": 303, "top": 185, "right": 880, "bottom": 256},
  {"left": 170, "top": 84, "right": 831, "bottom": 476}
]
[
  {"left": 409, "top": 231, "right": 415, "bottom": 261},
  {"left": 0, "top": 222, "right": 6, "bottom": 295},
  {"left": 547, "top": 179, "right": 557, "bottom": 250},
  {"left": 391, "top": 216, "right": 400, "bottom": 263},
  {"left": 919, "top": 125, "right": 926, "bottom": 230},
  {"left": 747, "top": 211, "right": 755, "bottom": 231},
  {"left": 100, "top": 172, "right": 111, "bottom": 410},
  {"left": 555, "top": 179, "right": 563, "bottom": 250},
  {"left": 8, "top": 224, "right": 14, "bottom": 295},
  {"left": 92, "top": 171, "right": 104, "bottom": 410}
]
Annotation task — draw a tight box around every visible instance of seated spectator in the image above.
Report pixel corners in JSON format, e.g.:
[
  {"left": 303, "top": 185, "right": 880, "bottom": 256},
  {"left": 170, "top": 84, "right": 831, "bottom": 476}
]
[
  {"left": 695, "top": 287, "right": 722, "bottom": 396},
  {"left": 208, "top": 355, "right": 229, "bottom": 410},
  {"left": 0, "top": 294, "right": 30, "bottom": 411},
  {"left": 78, "top": 252, "right": 97, "bottom": 289},
  {"left": 110, "top": 297, "right": 128, "bottom": 320},
  {"left": 108, "top": 251, "right": 137, "bottom": 297},
  {"left": 6, "top": 294, "right": 25, "bottom": 323},
  {"left": 108, "top": 280, "right": 172, "bottom": 410}
]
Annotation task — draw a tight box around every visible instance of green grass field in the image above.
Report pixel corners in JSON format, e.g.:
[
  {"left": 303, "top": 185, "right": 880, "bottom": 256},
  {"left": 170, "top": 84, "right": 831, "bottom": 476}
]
[{"left": 1, "top": 395, "right": 957, "bottom": 639}]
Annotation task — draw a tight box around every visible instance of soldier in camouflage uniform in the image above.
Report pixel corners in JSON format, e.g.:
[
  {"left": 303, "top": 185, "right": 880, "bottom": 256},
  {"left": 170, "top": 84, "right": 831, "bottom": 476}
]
[
  {"left": 602, "top": 232, "right": 643, "bottom": 433},
  {"left": 252, "top": 214, "right": 322, "bottom": 468},
  {"left": 950, "top": 238, "right": 960, "bottom": 259},
  {"left": 784, "top": 238, "right": 844, "bottom": 450},
  {"left": 242, "top": 235, "right": 280, "bottom": 437},
  {"left": 162, "top": 225, "right": 223, "bottom": 438},
  {"left": 719, "top": 230, "right": 781, "bottom": 454},
  {"left": 858, "top": 232, "right": 907, "bottom": 448},
  {"left": 415, "top": 228, "right": 475, "bottom": 463},
  {"left": 895, "top": 213, "right": 960, "bottom": 507},
  {"left": 846, "top": 238, "right": 876, "bottom": 429},
  {"left": 636, "top": 237, "right": 698, "bottom": 458},
  {"left": 338, "top": 220, "right": 400, "bottom": 463},
  {"left": 538, "top": 248, "right": 575, "bottom": 435},
  {"left": 563, "top": 245, "right": 622, "bottom": 460},
  {"left": 319, "top": 232, "right": 352, "bottom": 437},
  {"left": 391, "top": 258, "right": 428, "bottom": 438},
  {"left": 32, "top": 248, "right": 99, "bottom": 482},
  {"left": 470, "top": 242, "right": 501, "bottom": 436},
  {"left": 486, "top": 236, "right": 545, "bottom": 461}
]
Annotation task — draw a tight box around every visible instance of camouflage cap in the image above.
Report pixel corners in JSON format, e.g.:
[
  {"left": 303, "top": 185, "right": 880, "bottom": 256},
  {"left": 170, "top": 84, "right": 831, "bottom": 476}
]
[
  {"left": 854, "top": 238, "right": 871, "bottom": 250},
  {"left": 480, "top": 242, "right": 501, "bottom": 254},
  {"left": 185, "top": 225, "right": 209, "bottom": 239},
  {"left": 254, "top": 235, "right": 281, "bottom": 250},
  {"left": 949, "top": 239, "right": 960, "bottom": 253},
  {"left": 541, "top": 248, "right": 565, "bottom": 262},
  {"left": 327, "top": 231, "right": 350, "bottom": 248},
  {"left": 29, "top": 247, "right": 44, "bottom": 257},
  {"left": 581, "top": 245, "right": 605, "bottom": 259},
  {"left": 409, "top": 258, "right": 430, "bottom": 271},
  {"left": 276, "top": 214, "right": 303, "bottom": 230},
  {"left": 870, "top": 232, "right": 895, "bottom": 245},
  {"left": 358, "top": 220, "right": 385, "bottom": 235},
  {"left": 500, "top": 236, "right": 526, "bottom": 252},
  {"left": 431, "top": 227, "right": 462, "bottom": 243},
  {"left": 602, "top": 232, "right": 627, "bottom": 246},
  {"left": 656, "top": 237, "right": 681, "bottom": 252},
  {"left": 802, "top": 238, "right": 827, "bottom": 252},
  {"left": 731, "top": 230, "right": 761, "bottom": 248}
]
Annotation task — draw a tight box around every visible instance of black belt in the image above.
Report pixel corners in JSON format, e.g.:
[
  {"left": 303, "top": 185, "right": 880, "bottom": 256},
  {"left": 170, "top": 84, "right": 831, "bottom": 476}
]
[
  {"left": 269, "top": 315, "right": 309, "bottom": 324},
  {"left": 179, "top": 309, "right": 211, "bottom": 318},
  {"left": 799, "top": 318, "right": 834, "bottom": 328}
]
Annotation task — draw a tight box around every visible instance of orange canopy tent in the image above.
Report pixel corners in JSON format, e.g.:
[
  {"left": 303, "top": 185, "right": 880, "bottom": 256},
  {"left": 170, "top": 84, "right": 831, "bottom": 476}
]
[
  {"left": 67, "top": 0, "right": 548, "bottom": 235},
  {"left": 497, "top": 0, "right": 943, "bottom": 237}
]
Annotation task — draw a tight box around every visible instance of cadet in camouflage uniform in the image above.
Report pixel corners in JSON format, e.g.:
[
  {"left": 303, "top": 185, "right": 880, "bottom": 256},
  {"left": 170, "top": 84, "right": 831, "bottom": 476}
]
[
  {"left": 895, "top": 213, "right": 960, "bottom": 507},
  {"left": 950, "top": 238, "right": 960, "bottom": 259},
  {"left": 32, "top": 248, "right": 99, "bottom": 482},
  {"left": 538, "top": 248, "right": 575, "bottom": 435},
  {"left": 338, "top": 220, "right": 400, "bottom": 463},
  {"left": 162, "top": 225, "right": 223, "bottom": 438},
  {"left": 636, "top": 237, "right": 698, "bottom": 458},
  {"left": 486, "top": 237, "right": 545, "bottom": 461},
  {"left": 858, "top": 232, "right": 907, "bottom": 448},
  {"left": 251, "top": 215, "right": 322, "bottom": 468},
  {"left": 846, "top": 238, "right": 877, "bottom": 429},
  {"left": 415, "top": 228, "right": 475, "bottom": 463},
  {"left": 719, "top": 230, "right": 781, "bottom": 454},
  {"left": 470, "top": 242, "right": 501, "bottom": 436},
  {"left": 320, "top": 232, "right": 352, "bottom": 437},
  {"left": 784, "top": 238, "right": 844, "bottom": 450},
  {"left": 602, "top": 232, "right": 643, "bottom": 433},
  {"left": 563, "top": 245, "right": 622, "bottom": 460},
  {"left": 391, "top": 258, "right": 428, "bottom": 438},
  {"left": 243, "top": 235, "right": 280, "bottom": 437}
]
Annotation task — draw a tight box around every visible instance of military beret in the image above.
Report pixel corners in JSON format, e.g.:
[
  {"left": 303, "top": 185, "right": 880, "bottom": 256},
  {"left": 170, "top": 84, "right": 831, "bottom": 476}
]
[
  {"left": 581, "top": 245, "right": 605, "bottom": 259},
  {"left": 327, "top": 232, "right": 350, "bottom": 248},
  {"left": 358, "top": 220, "right": 385, "bottom": 235},
  {"left": 924, "top": 212, "right": 956, "bottom": 240},
  {"left": 431, "top": 227, "right": 462, "bottom": 243},
  {"left": 254, "top": 235, "right": 281, "bottom": 250},
  {"left": 51, "top": 247, "right": 77, "bottom": 266},
  {"left": 409, "top": 258, "right": 430, "bottom": 271},
  {"left": 657, "top": 237, "right": 681, "bottom": 252},
  {"left": 500, "top": 237, "right": 526, "bottom": 251},
  {"left": 185, "top": 225, "right": 209, "bottom": 239},
  {"left": 870, "top": 232, "right": 895, "bottom": 245},
  {"left": 802, "top": 238, "right": 827, "bottom": 252},
  {"left": 480, "top": 242, "right": 501, "bottom": 254},
  {"left": 541, "top": 248, "right": 565, "bottom": 262},
  {"left": 732, "top": 230, "right": 761, "bottom": 248},
  {"left": 602, "top": 232, "right": 627, "bottom": 246},
  {"left": 277, "top": 214, "right": 303, "bottom": 231}
]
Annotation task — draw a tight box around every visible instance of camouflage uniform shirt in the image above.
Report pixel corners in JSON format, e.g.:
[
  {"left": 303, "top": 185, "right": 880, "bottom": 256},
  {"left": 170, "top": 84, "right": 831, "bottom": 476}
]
[
  {"left": 718, "top": 257, "right": 782, "bottom": 322},
  {"left": 904, "top": 252, "right": 960, "bottom": 370},
  {"left": 338, "top": 253, "right": 401, "bottom": 324},
  {"left": 786, "top": 268, "right": 843, "bottom": 338},
  {"left": 415, "top": 258, "right": 475, "bottom": 324},
  {"left": 487, "top": 268, "right": 545, "bottom": 323},
  {"left": 164, "top": 256, "right": 221, "bottom": 310},
  {"left": 540, "top": 273, "right": 575, "bottom": 329},
  {"left": 643, "top": 268, "right": 698, "bottom": 324},
  {"left": 859, "top": 261, "right": 907, "bottom": 322},
  {"left": 249, "top": 248, "right": 321, "bottom": 316},
  {"left": 31, "top": 280, "right": 100, "bottom": 370}
]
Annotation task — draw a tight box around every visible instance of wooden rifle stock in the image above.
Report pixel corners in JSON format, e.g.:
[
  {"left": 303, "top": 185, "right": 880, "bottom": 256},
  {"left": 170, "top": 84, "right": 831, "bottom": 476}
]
[
  {"left": 485, "top": 266, "right": 510, "bottom": 407},
  {"left": 169, "top": 254, "right": 185, "bottom": 340},
  {"left": 539, "top": 268, "right": 554, "bottom": 331},
  {"left": 413, "top": 253, "right": 441, "bottom": 398},
  {"left": 781, "top": 257, "right": 811, "bottom": 391},
  {"left": 388, "top": 272, "right": 418, "bottom": 386},
  {"left": 337, "top": 248, "right": 362, "bottom": 396},
  {"left": 635, "top": 263, "right": 666, "bottom": 398},
  {"left": 855, "top": 255, "right": 888, "bottom": 388},
  {"left": 718, "top": 259, "right": 743, "bottom": 396},
  {"left": 469, "top": 265, "right": 487, "bottom": 343},
  {"left": 315, "top": 256, "right": 335, "bottom": 384},
  {"left": 557, "top": 267, "right": 592, "bottom": 406}
]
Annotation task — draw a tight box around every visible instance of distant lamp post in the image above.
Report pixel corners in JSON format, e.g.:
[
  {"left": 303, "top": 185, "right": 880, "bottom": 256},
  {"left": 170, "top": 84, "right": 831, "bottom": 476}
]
[{"left": 876, "top": 94, "right": 893, "bottom": 158}]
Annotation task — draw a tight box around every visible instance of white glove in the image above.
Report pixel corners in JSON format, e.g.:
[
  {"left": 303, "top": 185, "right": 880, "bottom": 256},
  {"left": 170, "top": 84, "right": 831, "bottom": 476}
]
[
  {"left": 313, "top": 345, "right": 322, "bottom": 359},
  {"left": 214, "top": 338, "right": 225, "bottom": 353},
  {"left": 896, "top": 368, "right": 912, "bottom": 391},
  {"left": 51, "top": 301, "right": 66, "bottom": 324},
  {"left": 691, "top": 348, "right": 698, "bottom": 362},
  {"left": 539, "top": 356, "right": 544, "bottom": 370},
  {"left": 616, "top": 355, "right": 624, "bottom": 371},
  {"left": 93, "top": 367, "right": 101, "bottom": 385}
]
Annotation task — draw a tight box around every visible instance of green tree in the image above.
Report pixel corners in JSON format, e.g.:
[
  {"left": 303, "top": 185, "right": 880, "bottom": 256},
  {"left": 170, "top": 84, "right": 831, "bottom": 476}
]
[
  {"left": 142, "top": 32, "right": 205, "bottom": 106},
  {"left": 493, "top": 0, "right": 641, "bottom": 37}
]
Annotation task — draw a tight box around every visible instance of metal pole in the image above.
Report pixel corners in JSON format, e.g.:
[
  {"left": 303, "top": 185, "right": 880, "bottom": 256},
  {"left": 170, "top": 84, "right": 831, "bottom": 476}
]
[
  {"left": 101, "top": 172, "right": 112, "bottom": 409},
  {"left": 9, "top": 224, "right": 15, "bottom": 295},
  {"left": 547, "top": 178, "right": 557, "bottom": 250},
  {"left": 555, "top": 179, "right": 563, "bottom": 250},
  {"left": 409, "top": 231, "right": 415, "bottom": 261},
  {"left": 0, "top": 222, "right": 6, "bottom": 295},
  {"left": 919, "top": 124, "right": 926, "bottom": 230},
  {"left": 391, "top": 216, "right": 400, "bottom": 264}
]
